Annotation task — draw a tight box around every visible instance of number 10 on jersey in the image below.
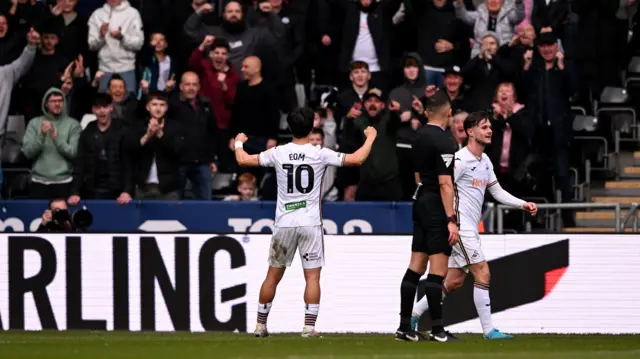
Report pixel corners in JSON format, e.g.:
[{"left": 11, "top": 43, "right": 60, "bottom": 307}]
[{"left": 282, "top": 164, "right": 315, "bottom": 194}]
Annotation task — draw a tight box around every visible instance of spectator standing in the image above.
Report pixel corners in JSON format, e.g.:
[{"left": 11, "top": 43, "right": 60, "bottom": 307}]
[
  {"left": 88, "top": 0, "right": 143, "bottom": 94},
  {"left": 462, "top": 32, "right": 516, "bottom": 111},
  {"left": 0, "top": 29, "right": 39, "bottom": 154},
  {"left": 229, "top": 56, "right": 279, "bottom": 155},
  {"left": 45, "top": 0, "right": 89, "bottom": 63},
  {"left": 21, "top": 88, "right": 81, "bottom": 199},
  {"left": 107, "top": 74, "right": 139, "bottom": 128},
  {"left": 169, "top": 72, "right": 219, "bottom": 200},
  {"left": 22, "top": 23, "right": 68, "bottom": 121},
  {"left": 407, "top": 0, "right": 467, "bottom": 88},
  {"left": 443, "top": 65, "right": 468, "bottom": 113},
  {"left": 189, "top": 36, "right": 240, "bottom": 171},
  {"left": 334, "top": 61, "right": 370, "bottom": 201},
  {"left": 58, "top": 55, "right": 92, "bottom": 121},
  {"left": 520, "top": 32, "right": 574, "bottom": 224},
  {"left": 127, "top": 92, "right": 183, "bottom": 200},
  {"left": 450, "top": 110, "right": 468, "bottom": 149},
  {"left": 68, "top": 94, "right": 133, "bottom": 204},
  {"left": 348, "top": 88, "right": 404, "bottom": 201},
  {"left": 454, "top": 0, "right": 525, "bottom": 58},
  {"left": 138, "top": 32, "right": 177, "bottom": 97},
  {"left": 184, "top": 1, "right": 280, "bottom": 80},
  {"left": 531, "top": 0, "right": 568, "bottom": 37},
  {"left": 309, "top": 126, "right": 338, "bottom": 201},
  {"left": 0, "top": 13, "right": 27, "bottom": 65},
  {"left": 321, "top": 0, "right": 401, "bottom": 92}
]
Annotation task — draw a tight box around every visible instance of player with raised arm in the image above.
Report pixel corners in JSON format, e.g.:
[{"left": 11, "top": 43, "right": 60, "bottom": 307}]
[
  {"left": 410, "top": 111, "right": 538, "bottom": 339},
  {"left": 234, "top": 107, "right": 377, "bottom": 338}
]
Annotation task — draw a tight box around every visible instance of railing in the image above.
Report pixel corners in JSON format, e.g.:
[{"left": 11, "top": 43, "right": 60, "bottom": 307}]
[
  {"left": 621, "top": 203, "right": 640, "bottom": 232},
  {"left": 491, "top": 202, "right": 623, "bottom": 234}
]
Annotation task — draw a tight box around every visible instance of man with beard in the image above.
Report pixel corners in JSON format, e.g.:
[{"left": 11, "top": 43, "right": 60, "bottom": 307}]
[
  {"left": 184, "top": 1, "right": 280, "bottom": 81},
  {"left": 348, "top": 88, "right": 405, "bottom": 201}
]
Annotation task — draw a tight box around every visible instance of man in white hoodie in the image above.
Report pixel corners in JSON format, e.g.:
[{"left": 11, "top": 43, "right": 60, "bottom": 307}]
[{"left": 88, "top": 0, "right": 144, "bottom": 94}]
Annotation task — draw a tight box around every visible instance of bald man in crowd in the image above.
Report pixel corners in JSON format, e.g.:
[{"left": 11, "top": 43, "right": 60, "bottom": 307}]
[
  {"left": 229, "top": 56, "right": 280, "bottom": 156},
  {"left": 168, "top": 71, "right": 219, "bottom": 200}
]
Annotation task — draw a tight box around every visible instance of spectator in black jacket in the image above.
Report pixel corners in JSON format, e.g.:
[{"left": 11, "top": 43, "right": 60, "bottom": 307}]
[
  {"left": 521, "top": 32, "right": 574, "bottom": 225},
  {"left": 408, "top": 0, "right": 466, "bottom": 88},
  {"left": 320, "top": 0, "right": 402, "bottom": 92},
  {"left": 228, "top": 56, "right": 279, "bottom": 154},
  {"left": 0, "top": 13, "right": 27, "bottom": 65},
  {"left": 127, "top": 91, "right": 183, "bottom": 200},
  {"left": 107, "top": 74, "right": 140, "bottom": 128},
  {"left": 21, "top": 22, "right": 68, "bottom": 121},
  {"left": 43, "top": 0, "right": 89, "bottom": 63},
  {"left": 531, "top": 0, "right": 568, "bottom": 38},
  {"left": 68, "top": 94, "right": 133, "bottom": 205},
  {"left": 169, "top": 72, "right": 218, "bottom": 200},
  {"left": 462, "top": 32, "right": 516, "bottom": 112},
  {"left": 443, "top": 65, "right": 468, "bottom": 113},
  {"left": 333, "top": 61, "right": 370, "bottom": 201}
]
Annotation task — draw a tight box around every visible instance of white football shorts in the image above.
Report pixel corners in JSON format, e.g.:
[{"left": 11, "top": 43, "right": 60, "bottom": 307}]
[
  {"left": 449, "top": 230, "right": 486, "bottom": 272},
  {"left": 268, "top": 225, "right": 325, "bottom": 269}
]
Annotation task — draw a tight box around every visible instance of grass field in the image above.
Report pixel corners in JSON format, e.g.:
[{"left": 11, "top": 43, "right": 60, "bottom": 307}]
[{"left": 1, "top": 332, "right": 639, "bottom": 359}]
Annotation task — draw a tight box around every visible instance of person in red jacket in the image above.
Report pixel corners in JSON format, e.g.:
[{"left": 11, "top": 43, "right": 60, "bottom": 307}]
[{"left": 188, "top": 35, "right": 240, "bottom": 171}]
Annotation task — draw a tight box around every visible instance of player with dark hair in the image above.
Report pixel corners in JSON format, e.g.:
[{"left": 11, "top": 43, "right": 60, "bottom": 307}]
[
  {"left": 410, "top": 111, "right": 537, "bottom": 339},
  {"left": 396, "top": 90, "right": 459, "bottom": 342},
  {"left": 233, "top": 107, "right": 377, "bottom": 338}
]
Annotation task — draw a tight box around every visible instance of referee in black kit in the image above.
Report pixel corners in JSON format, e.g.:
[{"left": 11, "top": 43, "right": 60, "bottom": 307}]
[{"left": 396, "top": 90, "right": 460, "bottom": 342}]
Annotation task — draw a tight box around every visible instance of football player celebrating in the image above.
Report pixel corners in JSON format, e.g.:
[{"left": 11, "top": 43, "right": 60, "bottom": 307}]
[
  {"left": 234, "top": 107, "right": 376, "bottom": 337},
  {"left": 411, "top": 111, "right": 537, "bottom": 340}
]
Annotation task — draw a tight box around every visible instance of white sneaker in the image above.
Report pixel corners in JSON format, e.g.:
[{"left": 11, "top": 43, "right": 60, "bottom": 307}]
[
  {"left": 254, "top": 323, "right": 269, "bottom": 337},
  {"left": 301, "top": 327, "right": 321, "bottom": 338}
]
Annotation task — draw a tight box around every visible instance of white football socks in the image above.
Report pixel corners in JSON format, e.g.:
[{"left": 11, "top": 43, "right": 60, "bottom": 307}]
[
  {"left": 412, "top": 290, "right": 447, "bottom": 316},
  {"left": 257, "top": 302, "right": 272, "bottom": 325},
  {"left": 473, "top": 282, "right": 493, "bottom": 336},
  {"left": 304, "top": 303, "right": 320, "bottom": 331}
]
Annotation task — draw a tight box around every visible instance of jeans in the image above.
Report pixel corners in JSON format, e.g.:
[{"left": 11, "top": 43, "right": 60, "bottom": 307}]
[
  {"left": 425, "top": 70, "right": 445, "bottom": 89},
  {"left": 98, "top": 70, "right": 137, "bottom": 94},
  {"left": 179, "top": 164, "right": 213, "bottom": 200}
]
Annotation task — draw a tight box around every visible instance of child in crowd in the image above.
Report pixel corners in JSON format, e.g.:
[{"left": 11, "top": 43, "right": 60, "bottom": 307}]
[{"left": 224, "top": 173, "right": 258, "bottom": 201}]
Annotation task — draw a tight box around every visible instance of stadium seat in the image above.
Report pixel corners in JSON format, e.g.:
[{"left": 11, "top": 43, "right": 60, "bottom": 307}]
[
  {"left": 625, "top": 56, "right": 640, "bottom": 89},
  {"left": 596, "top": 87, "right": 636, "bottom": 138},
  {"left": 572, "top": 115, "right": 598, "bottom": 132},
  {"left": 2, "top": 116, "right": 25, "bottom": 164}
]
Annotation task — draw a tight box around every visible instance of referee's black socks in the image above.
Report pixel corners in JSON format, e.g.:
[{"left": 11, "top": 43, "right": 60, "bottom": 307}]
[
  {"left": 398, "top": 268, "right": 421, "bottom": 332},
  {"left": 425, "top": 274, "right": 445, "bottom": 333}
]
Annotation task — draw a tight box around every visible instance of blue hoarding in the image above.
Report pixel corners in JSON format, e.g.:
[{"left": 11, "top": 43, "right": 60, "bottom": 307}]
[{"left": 0, "top": 201, "right": 413, "bottom": 234}]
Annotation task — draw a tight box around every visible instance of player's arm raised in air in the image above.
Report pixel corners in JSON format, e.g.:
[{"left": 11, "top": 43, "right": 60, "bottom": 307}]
[
  {"left": 342, "top": 126, "right": 377, "bottom": 166},
  {"left": 486, "top": 167, "right": 538, "bottom": 215},
  {"left": 233, "top": 133, "right": 262, "bottom": 167}
]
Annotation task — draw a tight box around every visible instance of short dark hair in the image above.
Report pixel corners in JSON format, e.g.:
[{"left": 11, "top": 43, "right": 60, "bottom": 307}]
[
  {"left": 211, "top": 37, "right": 230, "bottom": 52},
  {"left": 463, "top": 111, "right": 490, "bottom": 135},
  {"left": 287, "top": 107, "right": 315, "bottom": 138},
  {"left": 310, "top": 127, "right": 324, "bottom": 140},
  {"left": 424, "top": 90, "right": 450, "bottom": 111},
  {"left": 92, "top": 93, "right": 113, "bottom": 107},
  {"left": 146, "top": 90, "right": 168, "bottom": 104},
  {"left": 107, "top": 74, "right": 125, "bottom": 89},
  {"left": 48, "top": 198, "right": 67, "bottom": 210},
  {"left": 403, "top": 57, "right": 419, "bottom": 68},
  {"left": 350, "top": 61, "right": 369, "bottom": 72}
]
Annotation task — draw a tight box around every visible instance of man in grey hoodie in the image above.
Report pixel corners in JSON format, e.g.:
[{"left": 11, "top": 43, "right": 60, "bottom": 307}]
[{"left": 0, "top": 28, "right": 40, "bottom": 154}]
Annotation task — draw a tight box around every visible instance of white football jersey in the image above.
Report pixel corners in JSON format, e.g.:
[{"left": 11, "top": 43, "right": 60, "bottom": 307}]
[
  {"left": 453, "top": 147, "right": 497, "bottom": 231},
  {"left": 259, "top": 143, "right": 345, "bottom": 227}
]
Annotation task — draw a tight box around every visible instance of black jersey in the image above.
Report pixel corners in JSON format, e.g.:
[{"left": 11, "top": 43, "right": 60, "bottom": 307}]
[{"left": 413, "top": 123, "right": 457, "bottom": 195}]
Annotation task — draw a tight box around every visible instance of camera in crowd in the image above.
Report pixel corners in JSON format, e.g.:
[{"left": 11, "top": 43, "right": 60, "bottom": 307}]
[{"left": 38, "top": 199, "right": 94, "bottom": 232}]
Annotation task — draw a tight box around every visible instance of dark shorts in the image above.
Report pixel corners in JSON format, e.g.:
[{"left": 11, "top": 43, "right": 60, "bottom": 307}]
[{"left": 411, "top": 192, "right": 452, "bottom": 256}]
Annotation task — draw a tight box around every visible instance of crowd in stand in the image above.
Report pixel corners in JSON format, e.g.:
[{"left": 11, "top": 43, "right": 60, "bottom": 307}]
[{"left": 0, "top": 0, "right": 637, "bottom": 220}]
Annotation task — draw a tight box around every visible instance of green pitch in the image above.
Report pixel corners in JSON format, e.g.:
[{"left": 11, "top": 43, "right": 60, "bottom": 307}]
[{"left": 1, "top": 332, "right": 639, "bottom": 359}]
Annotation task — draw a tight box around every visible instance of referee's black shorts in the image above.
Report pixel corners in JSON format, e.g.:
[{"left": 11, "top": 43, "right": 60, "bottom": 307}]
[{"left": 411, "top": 192, "right": 452, "bottom": 256}]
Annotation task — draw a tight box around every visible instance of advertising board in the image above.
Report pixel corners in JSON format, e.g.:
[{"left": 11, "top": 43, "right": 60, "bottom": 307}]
[{"left": 0, "top": 234, "right": 638, "bottom": 334}]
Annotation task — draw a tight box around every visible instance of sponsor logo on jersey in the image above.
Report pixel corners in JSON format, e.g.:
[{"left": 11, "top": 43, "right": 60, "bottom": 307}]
[
  {"left": 284, "top": 200, "right": 307, "bottom": 211},
  {"left": 441, "top": 154, "right": 454, "bottom": 167}
]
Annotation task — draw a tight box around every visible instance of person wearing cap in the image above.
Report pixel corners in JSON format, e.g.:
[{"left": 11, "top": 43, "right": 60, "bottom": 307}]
[
  {"left": 443, "top": 65, "right": 468, "bottom": 113},
  {"left": 521, "top": 28, "right": 574, "bottom": 226},
  {"left": 454, "top": 0, "right": 525, "bottom": 58},
  {"left": 461, "top": 32, "right": 516, "bottom": 112},
  {"left": 348, "top": 88, "right": 404, "bottom": 201},
  {"left": 22, "top": 22, "right": 70, "bottom": 121}
]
